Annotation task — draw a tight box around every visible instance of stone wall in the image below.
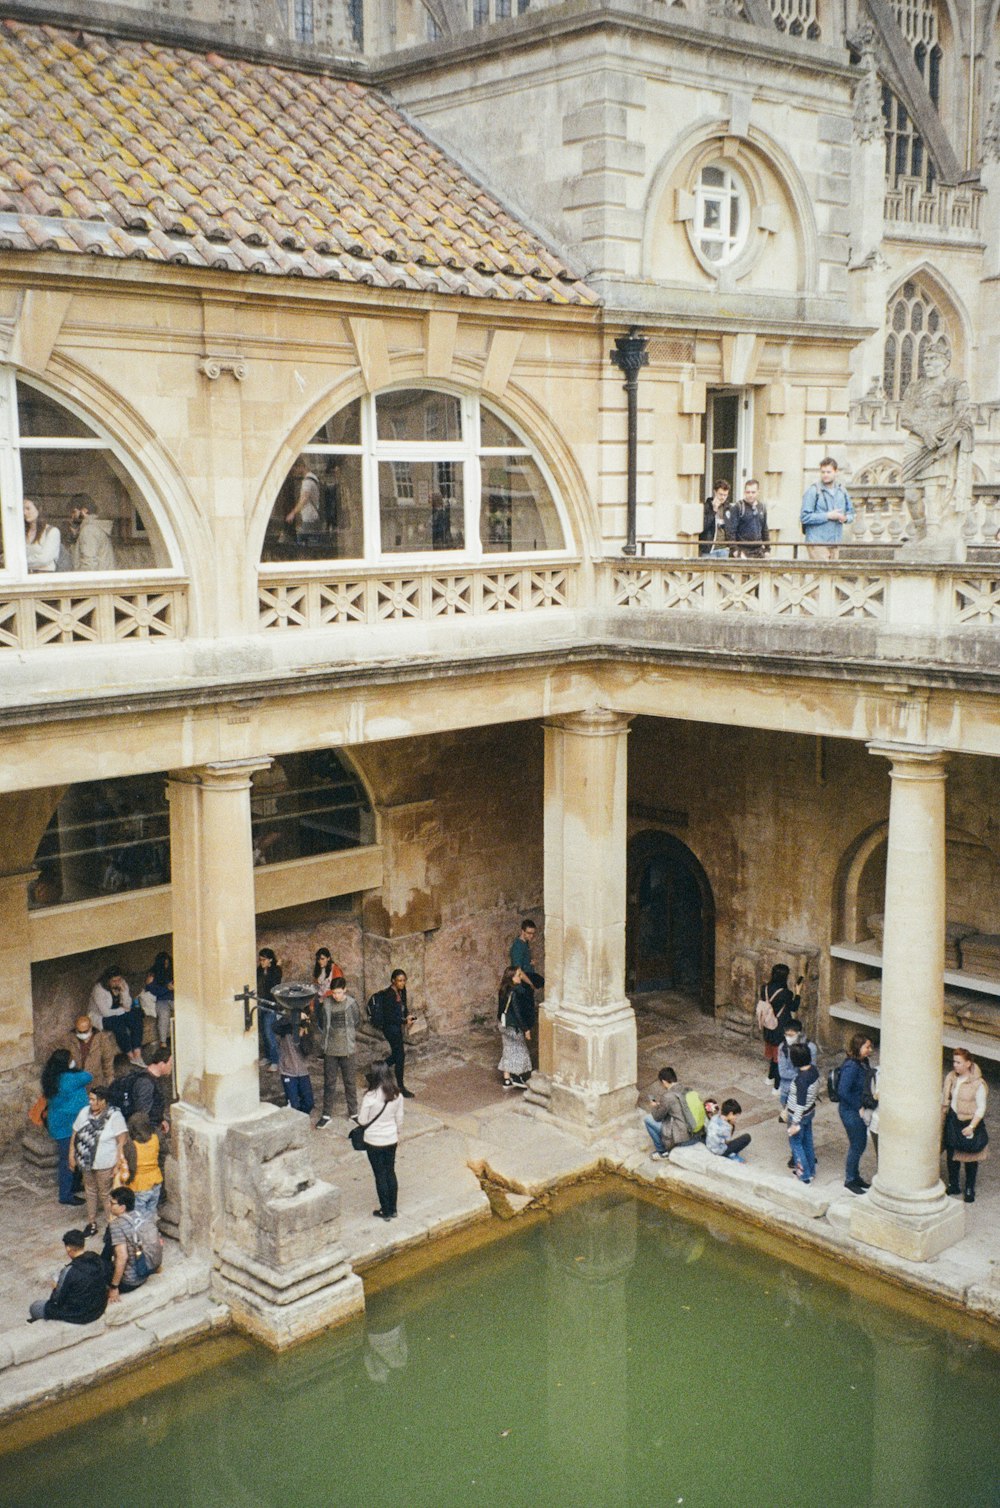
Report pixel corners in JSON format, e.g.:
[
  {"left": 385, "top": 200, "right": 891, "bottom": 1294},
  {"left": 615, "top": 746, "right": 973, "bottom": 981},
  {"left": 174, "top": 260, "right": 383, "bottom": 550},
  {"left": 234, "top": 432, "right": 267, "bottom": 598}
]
[{"left": 627, "top": 719, "right": 1000, "bottom": 1041}]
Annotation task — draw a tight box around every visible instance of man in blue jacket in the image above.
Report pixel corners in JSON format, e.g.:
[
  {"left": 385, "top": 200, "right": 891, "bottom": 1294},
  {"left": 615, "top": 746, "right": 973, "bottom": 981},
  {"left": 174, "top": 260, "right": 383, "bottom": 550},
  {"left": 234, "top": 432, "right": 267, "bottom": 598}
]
[{"left": 800, "top": 457, "right": 854, "bottom": 560}]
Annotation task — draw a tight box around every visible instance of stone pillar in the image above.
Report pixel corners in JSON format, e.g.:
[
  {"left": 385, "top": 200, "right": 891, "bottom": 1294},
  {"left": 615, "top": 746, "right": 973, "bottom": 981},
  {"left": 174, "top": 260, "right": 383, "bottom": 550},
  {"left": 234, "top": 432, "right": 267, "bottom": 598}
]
[
  {"left": 851, "top": 744, "right": 965, "bottom": 1260},
  {"left": 0, "top": 868, "right": 40, "bottom": 1153},
  {"left": 168, "top": 759, "right": 364, "bottom": 1345},
  {"left": 535, "top": 709, "right": 636, "bottom": 1133},
  {"left": 168, "top": 759, "right": 269, "bottom": 1123}
]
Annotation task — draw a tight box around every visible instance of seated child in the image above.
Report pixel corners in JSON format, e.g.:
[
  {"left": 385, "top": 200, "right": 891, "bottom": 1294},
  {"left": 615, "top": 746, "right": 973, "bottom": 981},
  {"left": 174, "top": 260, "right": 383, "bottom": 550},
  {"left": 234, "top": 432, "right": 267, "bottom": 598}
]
[{"left": 705, "top": 1098, "right": 751, "bottom": 1162}]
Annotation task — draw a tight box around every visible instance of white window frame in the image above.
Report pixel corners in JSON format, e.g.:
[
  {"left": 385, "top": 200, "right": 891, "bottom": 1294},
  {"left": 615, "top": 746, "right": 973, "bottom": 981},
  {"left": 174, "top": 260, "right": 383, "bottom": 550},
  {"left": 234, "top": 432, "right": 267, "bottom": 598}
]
[
  {"left": 0, "top": 366, "right": 182, "bottom": 583},
  {"left": 291, "top": 388, "right": 573, "bottom": 568},
  {"left": 694, "top": 162, "right": 750, "bottom": 269}
]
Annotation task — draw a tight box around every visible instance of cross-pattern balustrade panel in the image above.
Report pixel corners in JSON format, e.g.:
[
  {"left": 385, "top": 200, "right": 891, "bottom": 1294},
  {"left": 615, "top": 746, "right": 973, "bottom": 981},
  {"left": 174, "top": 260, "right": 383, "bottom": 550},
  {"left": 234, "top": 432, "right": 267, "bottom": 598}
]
[
  {"left": 0, "top": 582, "right": 187, "bottom": 651},
  {"left": 257, "top": 564, "right": 576, "bottom": 628}
]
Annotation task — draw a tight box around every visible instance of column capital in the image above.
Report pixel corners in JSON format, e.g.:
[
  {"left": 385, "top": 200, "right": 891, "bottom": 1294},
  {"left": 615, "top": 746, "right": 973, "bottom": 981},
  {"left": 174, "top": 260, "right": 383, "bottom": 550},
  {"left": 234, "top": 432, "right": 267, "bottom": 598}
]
[
  {"left": 167, "top": 757, "right": 273, "bottom": 793},
  {"left": 867, "top": 742, "right": 949, "bottom": 778},
  {"left": 545, "top": 707, "right": 633, "bottom": 738}
]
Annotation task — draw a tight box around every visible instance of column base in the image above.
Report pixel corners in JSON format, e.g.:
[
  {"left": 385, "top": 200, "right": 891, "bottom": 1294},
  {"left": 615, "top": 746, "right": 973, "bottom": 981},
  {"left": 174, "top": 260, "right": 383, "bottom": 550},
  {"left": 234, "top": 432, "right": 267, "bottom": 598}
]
[
  {"left": 850, "top": 1186, "right": 966, "bottom": 1263},
  {"left": 174, "top": 1100, "right": 365, "bottom": 1345},
  {"left": 536, "top": 1001, "right": 637, "bottom": 1136}
]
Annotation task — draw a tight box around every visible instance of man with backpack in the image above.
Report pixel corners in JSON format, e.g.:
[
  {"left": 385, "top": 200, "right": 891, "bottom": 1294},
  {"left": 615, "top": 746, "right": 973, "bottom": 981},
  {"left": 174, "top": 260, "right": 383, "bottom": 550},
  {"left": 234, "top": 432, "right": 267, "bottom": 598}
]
[
  {"left": 368, "top": 969, "right": 415, "bottom": 1098},
  {"left": 643, "top": 1067, "right": 703, "bottom": 1160},
  {"left": 103, "top": 1185, "right": 163, "bottom": 1302},
  {"left": 109, "top": 1047, "right": 172, "bottom": 1135}
]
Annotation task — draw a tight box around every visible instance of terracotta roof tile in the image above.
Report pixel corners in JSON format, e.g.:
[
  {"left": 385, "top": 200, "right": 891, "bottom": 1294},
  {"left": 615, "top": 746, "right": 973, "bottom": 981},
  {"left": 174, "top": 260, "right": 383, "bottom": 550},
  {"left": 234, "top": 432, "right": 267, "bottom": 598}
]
[{"left": 0, "top": 18, "right": 595, "bottom": 305}]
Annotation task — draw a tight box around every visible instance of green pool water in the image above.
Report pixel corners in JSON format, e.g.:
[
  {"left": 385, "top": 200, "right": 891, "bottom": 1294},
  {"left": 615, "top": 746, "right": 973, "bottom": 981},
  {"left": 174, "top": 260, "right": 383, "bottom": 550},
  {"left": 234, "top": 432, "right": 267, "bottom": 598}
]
[{"left": 5, "top": 1185, "right": 1000, "bottom": 1508}]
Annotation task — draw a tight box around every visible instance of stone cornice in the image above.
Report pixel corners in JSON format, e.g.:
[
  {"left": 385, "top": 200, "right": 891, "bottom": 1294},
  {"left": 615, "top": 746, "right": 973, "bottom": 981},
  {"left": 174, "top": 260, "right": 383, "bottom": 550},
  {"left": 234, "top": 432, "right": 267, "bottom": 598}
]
[{"left": 3, "top": 629, "right": 1000, "bottom": 735}]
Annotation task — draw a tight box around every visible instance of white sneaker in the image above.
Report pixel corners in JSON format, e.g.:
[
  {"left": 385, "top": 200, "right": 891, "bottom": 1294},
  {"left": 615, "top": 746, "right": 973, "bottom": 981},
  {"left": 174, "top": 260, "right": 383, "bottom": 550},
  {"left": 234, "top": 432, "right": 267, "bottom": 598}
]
[{"left": 315, "top": 1115, "right": 332, "bottom": 1130}]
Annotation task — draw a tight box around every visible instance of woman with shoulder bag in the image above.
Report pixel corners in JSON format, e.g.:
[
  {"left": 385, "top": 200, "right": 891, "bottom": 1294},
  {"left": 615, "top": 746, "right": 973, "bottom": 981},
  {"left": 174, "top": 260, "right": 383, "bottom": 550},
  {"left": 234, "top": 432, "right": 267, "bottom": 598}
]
[
  {"left": 357, "top": 1063, "right": 404, "bottom": 1221},
  {"left": 756, "top": 964, "right": 801, "bottom": 1093},
  {"left": 497, "top": 966, "right": 535, "bottom": 1089},
  {"left": 942, "top": 1048, "right": 988, "bottom": 1204}
]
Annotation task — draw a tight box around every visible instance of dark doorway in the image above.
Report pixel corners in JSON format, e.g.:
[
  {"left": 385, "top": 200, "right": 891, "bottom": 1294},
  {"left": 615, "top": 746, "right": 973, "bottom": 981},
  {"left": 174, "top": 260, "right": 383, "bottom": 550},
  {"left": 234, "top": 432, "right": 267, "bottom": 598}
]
[{"left": 627, "top": 831, "right": 715, "bottom": 1011}]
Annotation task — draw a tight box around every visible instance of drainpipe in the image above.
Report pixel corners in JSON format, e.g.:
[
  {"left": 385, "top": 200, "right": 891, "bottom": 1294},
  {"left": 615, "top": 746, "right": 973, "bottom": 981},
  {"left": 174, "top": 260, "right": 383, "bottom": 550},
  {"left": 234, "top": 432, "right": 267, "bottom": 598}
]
[{"left": 610, "top": 328, "right": 649, "bottom": 557}]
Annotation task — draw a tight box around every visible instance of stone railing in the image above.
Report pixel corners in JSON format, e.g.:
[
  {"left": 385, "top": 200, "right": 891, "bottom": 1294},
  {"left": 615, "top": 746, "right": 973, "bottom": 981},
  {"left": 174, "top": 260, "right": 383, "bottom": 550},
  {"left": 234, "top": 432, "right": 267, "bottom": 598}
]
[
  {"left": 851, "top": 485, "right": 1000, "bottom": 547},
  {"left": 0, "top": 579, "right": 188, "bottom": 650},
  {"left": 884, "top": 177, "right": 984, "bottom": 237},
  {"left": 257, "top": 561, "right": 578, "bottom": 629},
  {"left": 603, "top": 559, "right": 1000, "bottom": 628}
]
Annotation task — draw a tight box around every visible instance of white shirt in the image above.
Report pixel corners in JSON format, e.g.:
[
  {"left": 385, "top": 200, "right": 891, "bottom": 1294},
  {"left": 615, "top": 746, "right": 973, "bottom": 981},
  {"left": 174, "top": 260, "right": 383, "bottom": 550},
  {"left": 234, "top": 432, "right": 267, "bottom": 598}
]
[
  {"left": 72, "top": 1105, "right": 127, "bottom": 1169},
  {"left": 358, "top": 1088, "right": 404, "bottom": 1146}
]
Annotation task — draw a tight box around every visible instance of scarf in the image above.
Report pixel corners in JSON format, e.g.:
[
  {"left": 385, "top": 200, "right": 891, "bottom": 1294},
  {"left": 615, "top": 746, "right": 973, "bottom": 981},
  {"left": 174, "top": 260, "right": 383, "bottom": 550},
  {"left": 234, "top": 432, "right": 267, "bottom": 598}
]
[{"left": 74, "top": 1107, "right": 110, "bottom": 1170}]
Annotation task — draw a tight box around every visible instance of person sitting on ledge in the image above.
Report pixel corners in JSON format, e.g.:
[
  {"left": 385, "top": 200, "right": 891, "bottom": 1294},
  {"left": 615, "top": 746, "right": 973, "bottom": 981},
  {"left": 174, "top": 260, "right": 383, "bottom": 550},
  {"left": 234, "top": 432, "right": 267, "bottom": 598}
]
[
  {"left": 644, "top": 1066, "right": 695, "bottom": 1161},
  {"left": 27, "top": 1229, "right": 109, "bottom": 1324},
  {"left": 102, "top": 1185, "right": 162, "bottom": 1302},
  {"left": 705, "top": 1099, "right": 751, "bottom": 1163}
]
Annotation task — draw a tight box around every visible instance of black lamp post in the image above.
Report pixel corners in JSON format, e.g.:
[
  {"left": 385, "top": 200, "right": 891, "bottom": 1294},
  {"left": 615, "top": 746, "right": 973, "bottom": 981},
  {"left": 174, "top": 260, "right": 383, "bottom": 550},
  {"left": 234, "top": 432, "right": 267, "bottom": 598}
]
[{"left": 609, "top": 328, "right": 649, "bottom": 557}]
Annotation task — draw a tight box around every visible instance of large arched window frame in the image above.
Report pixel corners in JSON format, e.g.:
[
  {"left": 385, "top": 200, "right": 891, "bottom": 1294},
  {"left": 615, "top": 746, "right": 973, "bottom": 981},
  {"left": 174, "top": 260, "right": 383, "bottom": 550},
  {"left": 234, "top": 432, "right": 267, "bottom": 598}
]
[
  {"left": 0, "top": 366, "right": 181, "bottom": 581},
  {"left": 262, "top": 387, "right": 573, "bottom": 568}
]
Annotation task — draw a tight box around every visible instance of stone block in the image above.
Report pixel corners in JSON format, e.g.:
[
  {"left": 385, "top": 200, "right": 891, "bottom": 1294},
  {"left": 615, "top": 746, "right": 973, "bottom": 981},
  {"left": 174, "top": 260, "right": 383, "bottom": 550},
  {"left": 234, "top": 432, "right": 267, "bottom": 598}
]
[
  {"left": 818, "top": 113, "right": 852, "bottom": 145},
  {"left": 104, "top": 1266, "right": 190, "bottom": 1325},
  {"left": 21, "top": 1122, "right": 58, "bottom": 1171},
  {"left": 563, "top": 173, "right": 629, "bottom": 211},
  {"left": 135, "top": 1297, "right": 229, "bottom": 1346},
  {"left": 850, "top": 1197, "right": 966, "bottom": 1263},
  {"left": 562, "top": 103, "right": 629, "bottom": 143},
  {"left": 225, "top": 1106, "right": 308, "bottom": 1164},
  {"left": 582, "top": 139, "right": 645, "bottom": 176},
  {"left": 6, "top": 1315, "right": 105, "bottom": 1366},
  {"left": 224, "top": 1271, "right": 364, "bottom": 1350}
]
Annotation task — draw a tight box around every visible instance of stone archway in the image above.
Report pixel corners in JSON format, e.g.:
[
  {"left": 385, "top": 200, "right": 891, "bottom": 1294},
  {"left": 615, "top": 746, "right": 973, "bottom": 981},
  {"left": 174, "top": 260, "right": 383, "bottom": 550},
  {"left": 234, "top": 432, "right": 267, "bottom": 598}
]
[{"left": 626, "top": 830, "right": 715, "bottom": 1012}]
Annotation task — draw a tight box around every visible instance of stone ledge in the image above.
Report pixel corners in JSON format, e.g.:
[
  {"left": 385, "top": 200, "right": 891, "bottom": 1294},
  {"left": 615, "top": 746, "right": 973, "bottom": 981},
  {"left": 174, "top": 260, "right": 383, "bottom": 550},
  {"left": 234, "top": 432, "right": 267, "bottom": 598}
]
[{"left": 668, "top": 1141, "right": 830, "bottom": 1217}]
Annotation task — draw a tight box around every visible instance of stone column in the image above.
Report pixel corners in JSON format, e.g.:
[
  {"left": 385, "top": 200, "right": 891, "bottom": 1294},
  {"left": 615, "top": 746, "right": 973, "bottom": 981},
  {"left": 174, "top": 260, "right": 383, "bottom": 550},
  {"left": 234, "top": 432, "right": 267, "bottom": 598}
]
[
  {"left": 168, "top": 759, "right": 269, "bottom": 1124},
  {"left": 851, "top": 744, "right": 965, "bottom": 1261},
  {"left": 167, "top": 759, "right": 364, "bottom": 1344},
  {"left": 535, "top": 708, "right": 636, "bottom": 1133},
  {"left": 0, "top": 868, "right": 40, "bottom": 1154}
]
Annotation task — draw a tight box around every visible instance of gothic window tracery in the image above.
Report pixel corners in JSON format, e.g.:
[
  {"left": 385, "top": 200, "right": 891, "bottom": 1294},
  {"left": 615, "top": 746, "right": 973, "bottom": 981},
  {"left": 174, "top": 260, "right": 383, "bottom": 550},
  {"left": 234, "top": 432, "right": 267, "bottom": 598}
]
[
  {"left": 882, "top": 0, "right": 943, "bottom": 189},
  {"left": 769, "top": 0, "right": 820, "bottom": 41},
  {"left": 882, "top": 280, "right": 949, "bottom": 400}
]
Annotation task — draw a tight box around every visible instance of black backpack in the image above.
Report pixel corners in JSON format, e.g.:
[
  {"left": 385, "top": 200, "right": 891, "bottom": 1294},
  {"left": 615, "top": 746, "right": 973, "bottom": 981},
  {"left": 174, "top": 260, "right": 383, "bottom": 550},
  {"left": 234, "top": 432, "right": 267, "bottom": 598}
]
[
  {"left": 827, "top": 1056, "right": 846, "bottom": 1104},
  {"left": 366, "top": 993, "right": 385, "bottom": 1031},
  {"left": 107, "top": 1070, "right": 140, "bottom": 1120}
]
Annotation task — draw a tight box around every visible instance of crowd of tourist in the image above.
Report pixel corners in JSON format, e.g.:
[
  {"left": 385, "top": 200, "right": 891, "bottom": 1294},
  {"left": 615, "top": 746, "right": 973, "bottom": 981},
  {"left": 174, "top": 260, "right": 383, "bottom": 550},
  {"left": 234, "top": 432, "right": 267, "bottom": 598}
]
[{"left": 26, "top": 932, "right": 991, "bottom": 1325}]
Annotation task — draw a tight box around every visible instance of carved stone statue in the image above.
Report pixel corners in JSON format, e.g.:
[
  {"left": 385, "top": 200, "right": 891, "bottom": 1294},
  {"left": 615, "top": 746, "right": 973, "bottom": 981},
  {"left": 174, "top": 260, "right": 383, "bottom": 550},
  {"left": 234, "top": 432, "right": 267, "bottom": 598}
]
[{"left": 898, "top": 339, "right": 974, "bottom": 562}]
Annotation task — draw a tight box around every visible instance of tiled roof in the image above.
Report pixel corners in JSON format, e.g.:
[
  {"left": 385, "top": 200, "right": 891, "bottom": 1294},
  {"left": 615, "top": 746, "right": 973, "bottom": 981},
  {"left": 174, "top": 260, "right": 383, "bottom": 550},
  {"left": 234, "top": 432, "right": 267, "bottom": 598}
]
[{"left": 0, "top": 19, "right": 596, "bottom": 304}]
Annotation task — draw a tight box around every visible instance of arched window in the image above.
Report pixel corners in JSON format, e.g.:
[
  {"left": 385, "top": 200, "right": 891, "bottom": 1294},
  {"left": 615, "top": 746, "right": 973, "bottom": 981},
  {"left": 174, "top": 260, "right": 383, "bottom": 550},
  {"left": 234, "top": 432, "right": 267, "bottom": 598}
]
[
  {"left": 0, "top": 369, "right": 172, "bottom": 579},
  {"left": 882, "top": 280, "right": 950, "bottom": 399},
  {"left": 30, "top": 752, "right": 374, "bottom": 908},
  {"left": 262, "top": 390, "right": 568, "bottom": 565}
]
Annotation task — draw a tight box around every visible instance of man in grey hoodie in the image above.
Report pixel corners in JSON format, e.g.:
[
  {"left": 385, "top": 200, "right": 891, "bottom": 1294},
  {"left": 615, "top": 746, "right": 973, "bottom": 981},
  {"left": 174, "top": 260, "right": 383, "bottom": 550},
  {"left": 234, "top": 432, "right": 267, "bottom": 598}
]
[{"left": 316, "top": 981, "right": 361, "bottom": 1128}]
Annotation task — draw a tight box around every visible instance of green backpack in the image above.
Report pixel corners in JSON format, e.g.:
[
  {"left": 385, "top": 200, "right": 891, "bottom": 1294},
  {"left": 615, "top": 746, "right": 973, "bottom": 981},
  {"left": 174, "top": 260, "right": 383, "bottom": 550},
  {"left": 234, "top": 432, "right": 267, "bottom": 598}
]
[{"left": 681, "top": 1089, "right": 706, "bottom": 1136}]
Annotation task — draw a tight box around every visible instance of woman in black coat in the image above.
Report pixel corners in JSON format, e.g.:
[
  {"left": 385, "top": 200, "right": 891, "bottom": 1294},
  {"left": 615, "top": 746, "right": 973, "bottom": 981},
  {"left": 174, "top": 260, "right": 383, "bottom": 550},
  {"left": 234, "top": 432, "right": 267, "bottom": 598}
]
[{"left": 497, "top": 966, "right": 536, "bottom": 1089}]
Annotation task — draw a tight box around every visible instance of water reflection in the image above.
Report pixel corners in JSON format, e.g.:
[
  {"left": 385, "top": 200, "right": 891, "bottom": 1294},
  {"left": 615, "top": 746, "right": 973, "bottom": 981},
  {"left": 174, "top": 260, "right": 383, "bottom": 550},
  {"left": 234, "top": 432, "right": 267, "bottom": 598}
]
[{"left": 5, "top": 1191, "right": 1000, "bottom": 1508}]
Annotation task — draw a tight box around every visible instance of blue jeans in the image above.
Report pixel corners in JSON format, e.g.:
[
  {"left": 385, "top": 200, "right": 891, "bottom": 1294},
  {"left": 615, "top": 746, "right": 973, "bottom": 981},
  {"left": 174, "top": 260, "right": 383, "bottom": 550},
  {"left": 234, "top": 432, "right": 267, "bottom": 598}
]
[
  {"left": 55, "top": 1134, "right": 74, "bottom": 1203},
  {"left": 644, "top": 1114, "right": 666, "bottom": 1155},
  {"left": 134, "top": 1186, "right": 162, "bottom": 1220},
  {"left": 840, "top": 1105, "right": 868, "bottom": 1183},
  {"left": 790, "top": 1116, "right": 816, "bottom": 1180},
  {"left": 259, "top": 1007, "right": 279, "bottom": 1067},
  {"left": 283, "top": 1074, "right": 314, "bottom": 1114}
]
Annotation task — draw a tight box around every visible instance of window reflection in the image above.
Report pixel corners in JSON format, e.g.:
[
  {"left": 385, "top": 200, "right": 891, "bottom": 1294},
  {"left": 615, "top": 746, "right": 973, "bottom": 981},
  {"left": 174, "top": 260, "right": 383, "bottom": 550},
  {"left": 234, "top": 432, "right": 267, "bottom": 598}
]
[
  {"left": 263, "top": 453, "right": 364, "bottom": 562},
  {"left": 261, "top": 390, "right": 567, "bottom": 566},
  {"left": 30, "top": 753, "right": 375, "bottom": 907},
  {"left": 30, "top": 774, "right": 170, "bottom": 909},
  {"left": 379, "top": 460, "right": 465, "bottom": 553},
  {"left": 376, "top": 389, "right": 462, "bottom": 443},
  {"left": 481, "top": 456, "right": 563, "bottom": 552},
  {"left": 6, "top": 380, "right": 168, "bottom": 574}
]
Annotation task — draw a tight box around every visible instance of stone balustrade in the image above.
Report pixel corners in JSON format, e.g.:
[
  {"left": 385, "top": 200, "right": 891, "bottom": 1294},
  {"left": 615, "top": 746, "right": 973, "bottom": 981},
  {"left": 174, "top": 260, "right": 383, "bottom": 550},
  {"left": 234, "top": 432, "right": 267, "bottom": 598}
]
[
  {"left": 851, "top": 485, "right": 1000, "bottom": 547},
  {"left": 603, "top": 559, "right": 1000, "bottom": 629},
  {"left": 883, "top": 177, "right": 984, "bottom": 238},
  {"left": 0, "top": 578, "right": 187, "bottom": 650},
  {"left": 2, "top": 553, "right": 1000, "bottom": 654},
  {"left": 257, "top": 561, "right": 578, "bottom": 629}
]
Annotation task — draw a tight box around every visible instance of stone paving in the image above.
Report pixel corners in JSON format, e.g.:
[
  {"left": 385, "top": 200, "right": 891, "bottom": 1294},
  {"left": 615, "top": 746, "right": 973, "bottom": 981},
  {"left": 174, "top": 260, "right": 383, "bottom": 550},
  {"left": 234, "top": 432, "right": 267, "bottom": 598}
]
[{"left": 2, "top": 997, "right": 998, "bottom": 1426}]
